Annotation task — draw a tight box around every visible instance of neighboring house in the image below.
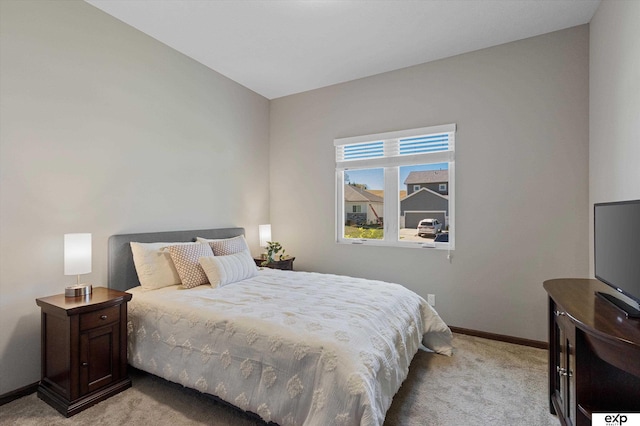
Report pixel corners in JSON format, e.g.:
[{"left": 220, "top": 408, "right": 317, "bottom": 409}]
[
  {"left": 404, "top": 170, "right": 449, "bottom": 196},
  {"left": 401, "top": 188, "right": 449, "bottom": 228},
  {"left": 402, "top": 170, "right": 449, "bottom": 228},
  {"left": 344, "top": 185, "right": 383, "bottom": 225}
]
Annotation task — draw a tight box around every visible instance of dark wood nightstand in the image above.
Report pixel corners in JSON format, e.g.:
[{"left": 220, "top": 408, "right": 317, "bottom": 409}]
[
  {"left": 36, "top": 287, "right": 132, "bottom": 417},
  {"left": 254, "top": 256, "right": 295, "bottom": 270}
]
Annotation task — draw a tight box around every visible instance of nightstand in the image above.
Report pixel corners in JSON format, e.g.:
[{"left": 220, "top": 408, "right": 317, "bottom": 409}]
[
  {"left": 36, "top": 287, "right": 132, "bottom": 417},
  {"left": 254, "top": 256, "right": 295, "bottom": 270}
]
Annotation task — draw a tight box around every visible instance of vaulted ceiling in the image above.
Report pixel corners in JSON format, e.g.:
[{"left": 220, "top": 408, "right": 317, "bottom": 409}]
[{"left": 86, "top": 0, "right": 600, "bottom": 99}]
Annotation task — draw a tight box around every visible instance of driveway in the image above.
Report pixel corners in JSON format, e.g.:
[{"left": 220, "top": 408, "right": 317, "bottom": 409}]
[{"left": 399, "top": 227, "right": 435, "bottom": 243}]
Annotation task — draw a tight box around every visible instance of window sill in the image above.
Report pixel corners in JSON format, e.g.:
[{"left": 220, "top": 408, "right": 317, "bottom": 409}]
[{"left": 336, "top": 239, "right": 453, "bottom": 250}]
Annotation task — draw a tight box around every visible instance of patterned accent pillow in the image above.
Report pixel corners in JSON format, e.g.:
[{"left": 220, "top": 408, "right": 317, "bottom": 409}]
[
  {"left": 199, "top": 250, "right": 257, "bottom": 288},
  {"left": 197, "top": 235, "right": 249, "bottom": 256},
  {"left": 167, "top": 243, "right": 214, "bottom": 288}
]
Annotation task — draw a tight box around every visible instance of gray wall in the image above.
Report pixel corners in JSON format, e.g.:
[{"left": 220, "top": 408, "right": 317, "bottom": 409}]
[
  {"left": 270, "top": 26, "right": 590, "bottom": 343},
  {"left": 589, "top": 0, "right": 640, "bottom": 281},
  {"left": 0, "top": 0, "right": 270, "bottom": 394}
]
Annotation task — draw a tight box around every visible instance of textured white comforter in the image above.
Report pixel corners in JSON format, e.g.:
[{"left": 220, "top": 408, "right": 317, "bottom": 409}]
[{"left": 127, "top": 269, "right": 452, "bottom": 426}]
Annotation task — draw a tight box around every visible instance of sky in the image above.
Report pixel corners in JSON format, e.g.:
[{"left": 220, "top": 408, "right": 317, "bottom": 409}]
[{"left": 345, "top": 162, "right": 448, "bottom": 190}]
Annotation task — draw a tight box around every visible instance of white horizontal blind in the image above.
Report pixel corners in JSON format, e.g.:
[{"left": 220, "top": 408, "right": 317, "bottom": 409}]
[
  {"left": 335, "top": 123, "right": 455, "bottom": 169},
  {"left": 399, "top": 133, "right": 450, "bottom": 155},
  {"left": 338, "top": 141, "right": 384, "bottom": 161}
]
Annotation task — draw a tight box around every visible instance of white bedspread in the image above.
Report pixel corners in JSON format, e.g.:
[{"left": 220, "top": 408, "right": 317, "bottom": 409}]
[{"left": 127, "top": 269, "right": 452, "bottom": 426}]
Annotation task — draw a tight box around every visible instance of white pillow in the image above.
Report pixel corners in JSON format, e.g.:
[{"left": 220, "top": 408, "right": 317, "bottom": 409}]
[
  {"left": 130, "top": 242, "right": 192, "bottom": 290},
  {"left": 196, "top": 235, "right": 249, "bottom": 256},
  {"left": 199, "top": 250, "right": 257, "bottom": 288}
]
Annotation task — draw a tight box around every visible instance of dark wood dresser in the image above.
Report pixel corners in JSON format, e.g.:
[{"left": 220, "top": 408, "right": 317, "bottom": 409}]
[
  {"left": 36, "top": 287, "right": 132, "bottom": 417},
  {"left": 543, "top": 279, "right": 640, "bottom": 426}
]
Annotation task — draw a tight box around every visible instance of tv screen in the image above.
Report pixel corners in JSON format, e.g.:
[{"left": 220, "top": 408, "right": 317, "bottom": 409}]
[{"left": 594, "top": 199, "right": 640, "bottom": 308}]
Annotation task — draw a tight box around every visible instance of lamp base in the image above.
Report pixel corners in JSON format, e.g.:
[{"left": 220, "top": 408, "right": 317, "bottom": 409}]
[{"left": 65, "top": 284, "right": 92, "bottom": 297}]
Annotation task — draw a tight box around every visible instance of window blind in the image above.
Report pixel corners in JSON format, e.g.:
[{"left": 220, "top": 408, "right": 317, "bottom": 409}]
[{"left": 335, "top": 124, "right": 455, "bottom": 169}]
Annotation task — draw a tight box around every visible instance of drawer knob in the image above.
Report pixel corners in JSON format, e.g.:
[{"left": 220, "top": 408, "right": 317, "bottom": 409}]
[
  {"left": 100, "top": 315, "right": 108, "bottom": 320},
  {"left": 556, "top": 366, "right": 572, "bottom": 377},
  {"left": 81, "top": 362, "right": 88, "bottom": 367}
]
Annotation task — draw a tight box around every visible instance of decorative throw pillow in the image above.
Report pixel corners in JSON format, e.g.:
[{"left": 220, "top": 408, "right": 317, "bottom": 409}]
[
  {"left": 167, "top": 243, "right": 214, "bottom": 289},
  {"left": 197, "top": 235, "right": 249, "bottom": 256},
  {"left": 199, "top": 250, "right": 257, "bottom": 288},
  {"left": 130, "top": 242, "right": 193, "bottom": 290}
]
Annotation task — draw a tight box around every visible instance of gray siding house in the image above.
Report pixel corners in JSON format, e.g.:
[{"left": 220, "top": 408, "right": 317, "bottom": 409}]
[
  {"left": 401, "top": 188, "right": 449, "bottom": 228},
  {"left": 402, "top": 170, "right": 449, "bottom": 228},
  {"left": 404, "top": 170, "right": 449, "bottom": 196}
]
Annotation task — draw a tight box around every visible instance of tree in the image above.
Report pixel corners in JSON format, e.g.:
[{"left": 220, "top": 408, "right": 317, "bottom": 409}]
[{"left": 350, "top": 182, "right": 368, "bottom": 189}]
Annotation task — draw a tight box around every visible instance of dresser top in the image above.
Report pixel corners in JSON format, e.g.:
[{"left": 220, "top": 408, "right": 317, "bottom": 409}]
[
  {"left": 36, "top": 286, "right": 132, "bottom": 315},
  {"left": 544, "top": 278, "right": 640, "bottom": 347}
]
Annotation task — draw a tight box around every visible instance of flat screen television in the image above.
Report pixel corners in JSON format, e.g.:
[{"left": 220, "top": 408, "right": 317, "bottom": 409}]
[{"left": 594, "top": 199, "right": 640, "bottom": 318}]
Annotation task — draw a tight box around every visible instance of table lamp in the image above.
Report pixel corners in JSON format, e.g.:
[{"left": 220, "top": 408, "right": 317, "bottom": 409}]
[
  {"left": 64, "top": 233, "right": 93, "bottom": 297},
  {"left": 259, "top": 224, "right": 271, "bottom": 259}
]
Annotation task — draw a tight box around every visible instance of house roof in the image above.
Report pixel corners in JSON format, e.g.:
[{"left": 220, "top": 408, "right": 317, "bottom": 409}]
[
  {"left": 404, "top": 170, "right": 449, "bottom": 185},
  {"left": 344, "top": 185, "right": 384, "bottom": 203},
  {"left": 367, "top": 189, "right": 408, "bottom": 200}
]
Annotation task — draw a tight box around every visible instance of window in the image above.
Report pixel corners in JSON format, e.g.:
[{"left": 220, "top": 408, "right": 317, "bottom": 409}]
[{"left": 335, "top": 123, "right": 455, "bottom": 249}]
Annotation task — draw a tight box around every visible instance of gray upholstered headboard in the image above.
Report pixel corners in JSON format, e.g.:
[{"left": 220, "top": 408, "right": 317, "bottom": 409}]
[{"left": 108, "top": 227, "right": 245, "bottom": 291}]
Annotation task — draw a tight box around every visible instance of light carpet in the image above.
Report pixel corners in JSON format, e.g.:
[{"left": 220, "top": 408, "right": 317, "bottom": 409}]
[{"left": 0, "top": 333, "right": 559, "bottom": 426}]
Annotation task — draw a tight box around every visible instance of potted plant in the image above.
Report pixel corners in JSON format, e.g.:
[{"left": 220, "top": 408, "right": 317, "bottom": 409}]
[{"left": 262, "top": 241, "right": 286, "bottom": 266}]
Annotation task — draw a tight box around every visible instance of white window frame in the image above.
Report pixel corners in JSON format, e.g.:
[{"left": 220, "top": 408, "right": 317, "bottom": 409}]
[
  {"left": 335, "top": 123, "right": 456, "bottom": 249},
  {"left": 439, "top": 183, "right": 447, "bottom": 192}
]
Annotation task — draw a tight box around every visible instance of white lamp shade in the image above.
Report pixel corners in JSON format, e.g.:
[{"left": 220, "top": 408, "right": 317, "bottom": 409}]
[
  {"left": 259, "top": 224, "right": 271, "bottom": 247},
  {"left": 64, "top": 233, "right": 92, "bottom": 276}
]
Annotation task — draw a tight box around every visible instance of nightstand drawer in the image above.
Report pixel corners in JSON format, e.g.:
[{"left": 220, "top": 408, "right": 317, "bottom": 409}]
[{"left": 80, "top": 305, "right": 120, "bottom": 331}]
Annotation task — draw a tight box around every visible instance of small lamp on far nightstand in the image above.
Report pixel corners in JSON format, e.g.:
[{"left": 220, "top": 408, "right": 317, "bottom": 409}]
[
  {"left": 259, "top": 224, "right": 271, "bottom": 259},
  {"left": 64, "top": 233, "right": 92, "bottom": 297}
]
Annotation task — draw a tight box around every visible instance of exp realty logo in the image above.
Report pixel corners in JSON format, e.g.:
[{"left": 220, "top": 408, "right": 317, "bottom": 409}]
[{"left": 593, "top": 413, "right": 640, "bottom": 426}]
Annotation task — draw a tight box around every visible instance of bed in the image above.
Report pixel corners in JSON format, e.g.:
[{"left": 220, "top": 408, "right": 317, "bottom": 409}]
[{"left": 108, "top": 228, "right": 453, "bottom": 426}]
